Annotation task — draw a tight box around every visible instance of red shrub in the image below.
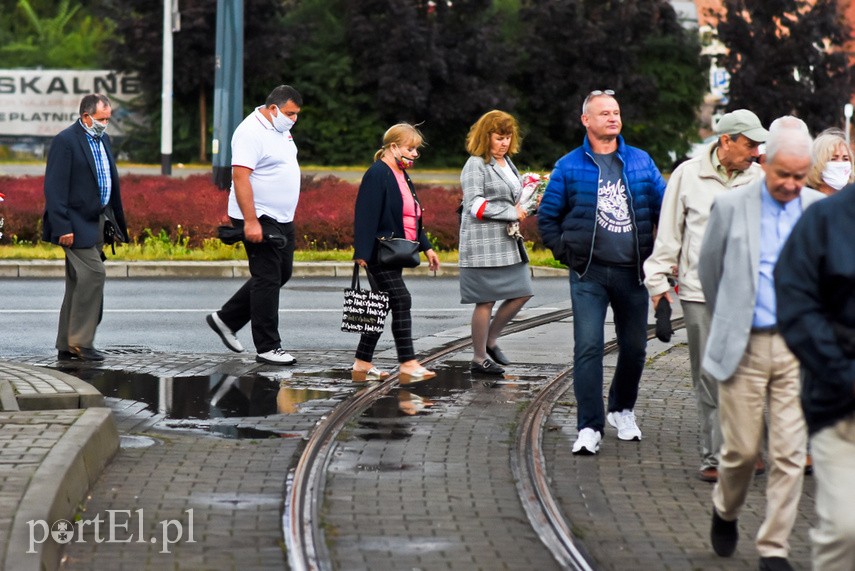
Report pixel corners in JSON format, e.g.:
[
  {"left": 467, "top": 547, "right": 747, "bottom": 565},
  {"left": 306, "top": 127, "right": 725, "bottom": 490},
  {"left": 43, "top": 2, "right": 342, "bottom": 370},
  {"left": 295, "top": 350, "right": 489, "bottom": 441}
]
[
  {"left": 0, "top": 173, "right": 545, "bottom": 250},
  {"left": 0, "top": 176, "right": 46, "bottom": 242},
  {"left": 119, "top": 174, "right": 229, "bottom": 245},
  {"left": 295, "top": 176, "right": 358, "bottom": 249}
]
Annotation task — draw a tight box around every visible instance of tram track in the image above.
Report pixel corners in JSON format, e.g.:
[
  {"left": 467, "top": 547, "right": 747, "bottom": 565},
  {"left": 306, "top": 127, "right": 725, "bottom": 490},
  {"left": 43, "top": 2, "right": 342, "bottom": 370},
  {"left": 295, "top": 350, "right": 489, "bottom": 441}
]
[
  {"left": 511, "top": 316, "right": 685, "bottom": 571},
  {"left": 284, "top": 308, "right": 684, "bottom": 571}
]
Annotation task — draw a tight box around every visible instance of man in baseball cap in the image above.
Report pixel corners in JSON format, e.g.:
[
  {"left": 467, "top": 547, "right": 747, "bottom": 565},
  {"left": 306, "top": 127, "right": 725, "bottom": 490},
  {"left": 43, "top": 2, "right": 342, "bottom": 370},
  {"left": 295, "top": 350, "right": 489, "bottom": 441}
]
[
  {"left": 644, "top": 108, "right": 768, "bottom": 482},
  {"left": 714, "top": 109, "right": 770, "bottom": 173}
]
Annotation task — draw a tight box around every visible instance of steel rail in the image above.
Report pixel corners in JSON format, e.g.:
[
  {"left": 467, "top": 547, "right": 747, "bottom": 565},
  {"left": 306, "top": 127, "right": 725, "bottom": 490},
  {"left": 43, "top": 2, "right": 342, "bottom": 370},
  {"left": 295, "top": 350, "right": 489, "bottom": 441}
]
[
  {"left": 511, "top": 317, "right": 686, "bottom": 570},
  {"left": 283, "top": 307, "right": 573, "bottom": 571}
]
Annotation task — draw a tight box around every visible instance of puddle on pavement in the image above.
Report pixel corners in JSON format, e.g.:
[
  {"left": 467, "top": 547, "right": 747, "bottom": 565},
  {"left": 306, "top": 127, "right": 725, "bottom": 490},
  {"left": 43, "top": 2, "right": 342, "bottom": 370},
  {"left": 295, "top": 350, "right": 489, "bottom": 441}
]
[
  {"left": 350, "top": 364, "right": 546, "bottom": 441},
  {"left": 54, "top": 367, "right": 342, "bottom": 421},
  {"left": 52, "top": 362, "right": 542, "bottom": 440}
]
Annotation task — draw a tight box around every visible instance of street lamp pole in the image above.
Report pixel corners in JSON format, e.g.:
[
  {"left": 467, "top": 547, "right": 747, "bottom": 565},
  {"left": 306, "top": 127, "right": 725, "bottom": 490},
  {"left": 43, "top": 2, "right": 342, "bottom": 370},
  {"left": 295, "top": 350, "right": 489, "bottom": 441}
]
[
  {"left": 845, "top": 103, "right": 853, "bottom": 148},
  {"left": 161, "top": 0, "right": 176, "bottom": 176},
  {"left": 212, "top": 0, "right": 244, "bottom": 189}
]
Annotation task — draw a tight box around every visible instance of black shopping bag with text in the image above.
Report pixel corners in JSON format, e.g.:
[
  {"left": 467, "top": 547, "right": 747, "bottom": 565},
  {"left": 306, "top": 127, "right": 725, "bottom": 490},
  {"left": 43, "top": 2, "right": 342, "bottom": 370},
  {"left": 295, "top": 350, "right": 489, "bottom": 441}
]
[{"left": 341, "top": 264, "right": 389, "bottom": 334}]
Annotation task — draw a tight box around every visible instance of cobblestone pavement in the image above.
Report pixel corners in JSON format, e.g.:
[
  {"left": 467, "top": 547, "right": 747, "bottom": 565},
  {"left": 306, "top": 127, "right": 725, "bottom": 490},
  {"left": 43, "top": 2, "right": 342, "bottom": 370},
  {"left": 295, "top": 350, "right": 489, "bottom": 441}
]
[
  {"left": 5, "top": 333, "right": 819, "bottom": 570},
  {"left": 0, "top": 410, "right": 84, "bottom": 565},
  {"left": 12, "top": 350, "right": 356, "bottom": 571},
  {"left": 325, "top": 364, "right": 566, "bottom": 571},
  {"left": 545, "top": 344, "right": 816, "bottom": 570}
]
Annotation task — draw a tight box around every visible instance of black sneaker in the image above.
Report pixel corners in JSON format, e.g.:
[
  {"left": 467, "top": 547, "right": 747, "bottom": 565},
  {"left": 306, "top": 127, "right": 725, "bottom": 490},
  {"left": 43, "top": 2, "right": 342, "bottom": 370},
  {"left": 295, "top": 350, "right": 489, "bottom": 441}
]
[{"left": 711, "top": 508, "right": 738, "bottom": 557}]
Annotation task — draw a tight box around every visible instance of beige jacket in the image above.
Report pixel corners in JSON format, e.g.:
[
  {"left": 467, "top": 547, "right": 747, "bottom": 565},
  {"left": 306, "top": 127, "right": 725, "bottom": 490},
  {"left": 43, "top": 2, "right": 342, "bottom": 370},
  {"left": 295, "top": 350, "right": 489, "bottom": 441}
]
[{"left": 643, "top": 142, "right": 764, "bottom": 302}]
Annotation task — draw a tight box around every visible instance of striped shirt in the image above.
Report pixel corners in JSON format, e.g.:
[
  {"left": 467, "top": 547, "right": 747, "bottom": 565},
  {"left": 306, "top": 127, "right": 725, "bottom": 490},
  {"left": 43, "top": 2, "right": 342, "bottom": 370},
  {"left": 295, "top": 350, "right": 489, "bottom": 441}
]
[{"left": 81, "top": 121, "right": 112, "bottom": 206}]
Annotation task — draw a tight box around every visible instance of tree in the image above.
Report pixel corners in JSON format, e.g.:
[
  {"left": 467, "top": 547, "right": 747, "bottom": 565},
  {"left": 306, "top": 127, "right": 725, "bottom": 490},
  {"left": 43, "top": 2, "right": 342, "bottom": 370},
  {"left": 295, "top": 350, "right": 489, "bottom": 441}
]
[
  {"left": 512, "top": 0, "right": 706, "bottom": 170},
  {"left": 101, "top": 0, "right": 288, "bottom": 162},
  {"left": 419, "top": 0, "right": 517, "bottom": 164},
  {"left": 0, "top": 0, "right": 113, "bottom": 68},
  {"left": 277, "top": 0, "right": 379, "bottom": 165},
  {"left": 715, "top": 0, "right": 853, "bottom": 132},
  {"left": 345, "top": 0, "right": 513, "bottom": 166}
]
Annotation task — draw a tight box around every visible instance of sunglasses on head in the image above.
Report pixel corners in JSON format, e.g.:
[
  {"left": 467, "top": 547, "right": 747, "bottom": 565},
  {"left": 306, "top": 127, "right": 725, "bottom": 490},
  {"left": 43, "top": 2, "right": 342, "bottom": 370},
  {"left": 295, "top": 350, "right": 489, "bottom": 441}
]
[{"left": 588, "top": 89, "right": 615, "bottom": 97}]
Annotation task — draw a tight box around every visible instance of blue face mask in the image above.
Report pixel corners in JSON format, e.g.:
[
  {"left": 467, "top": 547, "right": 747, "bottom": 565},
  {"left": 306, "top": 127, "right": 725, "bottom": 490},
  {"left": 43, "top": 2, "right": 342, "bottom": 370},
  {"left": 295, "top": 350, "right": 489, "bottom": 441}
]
[{"left": 271, "top": 107, "right": 295, "bottom": 133}]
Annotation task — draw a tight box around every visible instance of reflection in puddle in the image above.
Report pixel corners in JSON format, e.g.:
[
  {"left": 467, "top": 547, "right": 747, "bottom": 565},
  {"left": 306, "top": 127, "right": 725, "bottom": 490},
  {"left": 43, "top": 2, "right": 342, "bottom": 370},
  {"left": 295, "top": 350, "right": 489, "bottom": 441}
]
[
  {"left": 207, "top": 425, "right": 303, "bottom": 440},
  {"left": 52, "top": 367, "right": 339, "bottom": 420}
]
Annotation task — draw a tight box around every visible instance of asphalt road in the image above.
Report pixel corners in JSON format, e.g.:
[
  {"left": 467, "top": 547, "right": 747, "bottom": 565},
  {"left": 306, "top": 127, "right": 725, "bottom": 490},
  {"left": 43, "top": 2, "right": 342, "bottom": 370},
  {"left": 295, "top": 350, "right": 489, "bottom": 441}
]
[{"left": 0, "top": 276, "right": 570, "bottom": 359}]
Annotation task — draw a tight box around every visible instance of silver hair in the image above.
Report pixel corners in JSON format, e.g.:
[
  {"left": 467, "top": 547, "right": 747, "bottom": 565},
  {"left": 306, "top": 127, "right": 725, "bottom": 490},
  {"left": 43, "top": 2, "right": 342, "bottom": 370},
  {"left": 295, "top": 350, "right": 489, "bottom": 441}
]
[{"left": 766, "top": 116, "right": 813, "bottom": 162}]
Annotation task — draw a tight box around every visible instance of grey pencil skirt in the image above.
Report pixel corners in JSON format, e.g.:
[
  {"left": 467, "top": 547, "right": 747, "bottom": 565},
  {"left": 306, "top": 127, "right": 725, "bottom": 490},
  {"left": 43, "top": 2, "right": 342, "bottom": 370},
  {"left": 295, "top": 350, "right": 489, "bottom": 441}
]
[{"left": 459, "top": 262, "right": 533, "bottom": 304}]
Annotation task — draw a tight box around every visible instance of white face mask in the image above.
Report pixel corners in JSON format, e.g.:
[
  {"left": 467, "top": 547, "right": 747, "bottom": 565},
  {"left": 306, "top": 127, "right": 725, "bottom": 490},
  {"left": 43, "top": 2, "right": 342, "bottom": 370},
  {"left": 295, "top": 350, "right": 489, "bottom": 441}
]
[
  {"left": 82, "top": 116, "right": 108, "bottom": 138},
  {"left": 271, "top": 107, "right": 295, "bottom": 133},
  {"left": 821, "top": 160, "right": 852, "bottom": 191}
]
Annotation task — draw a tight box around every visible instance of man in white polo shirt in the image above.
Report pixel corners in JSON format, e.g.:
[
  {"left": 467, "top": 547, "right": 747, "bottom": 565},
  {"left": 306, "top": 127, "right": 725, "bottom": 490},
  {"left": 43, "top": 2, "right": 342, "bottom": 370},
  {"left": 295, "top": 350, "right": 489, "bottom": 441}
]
[{"left": 206, "top": 85, "right": 303, "bottom": 365}]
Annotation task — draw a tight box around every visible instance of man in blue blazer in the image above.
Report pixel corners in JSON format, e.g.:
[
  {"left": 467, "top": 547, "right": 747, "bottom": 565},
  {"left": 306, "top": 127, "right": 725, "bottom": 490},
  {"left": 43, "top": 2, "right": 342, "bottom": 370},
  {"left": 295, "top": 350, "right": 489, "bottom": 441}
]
[
  {"left": 42, "top": 94, "right": 127, "bottom": 361},
  {"left": 699, "top": 117, "right": 823, "bottom": 571}
]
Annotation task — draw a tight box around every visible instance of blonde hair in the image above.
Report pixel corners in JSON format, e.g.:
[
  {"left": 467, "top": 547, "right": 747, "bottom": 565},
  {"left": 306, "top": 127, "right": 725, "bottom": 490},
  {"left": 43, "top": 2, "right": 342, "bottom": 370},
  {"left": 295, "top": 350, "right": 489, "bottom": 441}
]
[
  {"left": 465, "top": 110, "right": 521, "bottom": 163},
  {"left": 807, "top": 128, "right": 853, "bottom": 189},
  {"left": 373, "top": 123, "right": 425, "bottom": 161}
]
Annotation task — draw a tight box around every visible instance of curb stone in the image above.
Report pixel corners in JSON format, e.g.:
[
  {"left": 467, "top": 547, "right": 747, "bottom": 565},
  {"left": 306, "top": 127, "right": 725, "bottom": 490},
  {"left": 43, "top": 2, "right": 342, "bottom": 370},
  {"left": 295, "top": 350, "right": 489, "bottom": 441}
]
[
  {"left": 0, "top": 260, "right": 568, "bottom": 279},
  {"left": 3, "top": 407, "right": 119, "bottom": 571}
]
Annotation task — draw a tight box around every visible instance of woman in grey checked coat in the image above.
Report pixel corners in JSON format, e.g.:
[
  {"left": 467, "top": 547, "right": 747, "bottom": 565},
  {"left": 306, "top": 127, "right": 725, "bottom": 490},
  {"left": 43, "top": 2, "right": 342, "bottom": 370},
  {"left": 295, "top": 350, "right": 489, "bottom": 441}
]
[{"left": 459, "top": 110, "right": 533, "bottom": 376}]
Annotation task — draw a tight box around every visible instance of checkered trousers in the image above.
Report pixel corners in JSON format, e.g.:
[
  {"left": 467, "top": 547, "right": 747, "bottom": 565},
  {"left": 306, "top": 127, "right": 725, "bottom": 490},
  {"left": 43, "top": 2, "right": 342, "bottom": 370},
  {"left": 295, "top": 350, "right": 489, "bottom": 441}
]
[{"left": 355, "top": 265, "right": 415, "bottom": 363}]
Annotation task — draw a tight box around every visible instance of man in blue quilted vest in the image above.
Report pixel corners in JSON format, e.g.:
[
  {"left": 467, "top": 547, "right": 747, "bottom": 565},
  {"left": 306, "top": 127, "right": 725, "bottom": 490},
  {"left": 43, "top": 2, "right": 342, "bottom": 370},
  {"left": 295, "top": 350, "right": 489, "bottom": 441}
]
[{"left": 538, "top": 90, "right": 665, "bottom": 455}]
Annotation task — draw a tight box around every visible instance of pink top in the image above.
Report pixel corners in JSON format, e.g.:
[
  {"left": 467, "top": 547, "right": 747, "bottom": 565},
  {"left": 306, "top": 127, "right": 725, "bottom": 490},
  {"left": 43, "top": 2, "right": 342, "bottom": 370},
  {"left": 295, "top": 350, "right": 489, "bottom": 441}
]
[{"left": 394, "top": 170, "right": 420, "bottom": 241}]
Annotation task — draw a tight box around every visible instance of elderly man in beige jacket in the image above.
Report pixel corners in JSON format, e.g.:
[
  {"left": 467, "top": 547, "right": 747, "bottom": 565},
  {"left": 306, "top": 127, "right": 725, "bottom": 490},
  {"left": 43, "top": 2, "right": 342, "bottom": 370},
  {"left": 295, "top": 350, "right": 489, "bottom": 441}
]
[{"left": 643, "top": 109, "right": 767, "bottom": 482}]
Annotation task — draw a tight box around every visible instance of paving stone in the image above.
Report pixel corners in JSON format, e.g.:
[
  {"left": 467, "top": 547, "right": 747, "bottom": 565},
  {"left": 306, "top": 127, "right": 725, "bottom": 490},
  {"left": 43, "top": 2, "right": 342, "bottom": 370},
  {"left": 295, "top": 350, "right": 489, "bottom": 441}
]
[{"left": 544, "top": 345, "right": 816, "bottom": 570}]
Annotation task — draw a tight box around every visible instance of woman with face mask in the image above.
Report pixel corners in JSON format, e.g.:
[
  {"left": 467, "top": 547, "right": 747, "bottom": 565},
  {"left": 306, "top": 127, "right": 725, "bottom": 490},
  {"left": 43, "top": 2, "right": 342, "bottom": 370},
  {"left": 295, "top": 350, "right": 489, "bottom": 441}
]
[
  {"left": 351, "top": 123, "right": 441, "bottom": 383},
  {"left": 458, "top": 110, "right": 533, "bottom": 376},
  {"left": 807, "top": 128, "right": 854, "bottom": 195}
]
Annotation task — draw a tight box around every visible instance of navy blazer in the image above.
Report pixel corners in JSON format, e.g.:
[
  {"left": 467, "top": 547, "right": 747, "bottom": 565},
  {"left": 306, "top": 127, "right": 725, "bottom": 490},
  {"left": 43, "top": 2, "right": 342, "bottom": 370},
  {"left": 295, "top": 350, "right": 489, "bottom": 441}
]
[
  {"left": 353, "top": 160, "right": 431, "bottom": 263},
  {"left": 42, "top": 121, "right": 127, "bottom": 248}
]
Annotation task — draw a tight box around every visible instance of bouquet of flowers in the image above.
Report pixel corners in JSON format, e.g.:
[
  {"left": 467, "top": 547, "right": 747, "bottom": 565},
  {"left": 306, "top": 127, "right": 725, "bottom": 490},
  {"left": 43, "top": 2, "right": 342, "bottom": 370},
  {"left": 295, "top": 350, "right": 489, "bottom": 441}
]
[
  {"left": 507, "top": 172, "right": 549, "bottom": 240},
  {"left": 519, "top": 172, "right": 549, "bottom": 215}
]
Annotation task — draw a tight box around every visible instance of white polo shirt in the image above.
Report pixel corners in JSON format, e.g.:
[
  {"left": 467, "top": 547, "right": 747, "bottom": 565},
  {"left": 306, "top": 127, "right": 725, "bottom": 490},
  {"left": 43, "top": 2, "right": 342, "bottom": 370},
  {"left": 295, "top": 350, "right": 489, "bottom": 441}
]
[{"left": 227, "top": 106, "right": 300, "bottom": 223}]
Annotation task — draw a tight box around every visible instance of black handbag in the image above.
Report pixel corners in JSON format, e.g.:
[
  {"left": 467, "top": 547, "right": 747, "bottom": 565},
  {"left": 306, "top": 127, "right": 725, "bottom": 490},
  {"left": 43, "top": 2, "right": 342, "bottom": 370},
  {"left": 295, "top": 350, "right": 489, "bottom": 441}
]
[
  {"left": 103, "top": 206, "right": 127, "bottom": 255},
  {"left": 376, "top": 235, "right": 420, "bottom": 268},
  {"left": 374, "top": 173, "right": 424, "bottom": 268},
  {"left": 341, "top": 264, "right": 389, "bottom": 334}
]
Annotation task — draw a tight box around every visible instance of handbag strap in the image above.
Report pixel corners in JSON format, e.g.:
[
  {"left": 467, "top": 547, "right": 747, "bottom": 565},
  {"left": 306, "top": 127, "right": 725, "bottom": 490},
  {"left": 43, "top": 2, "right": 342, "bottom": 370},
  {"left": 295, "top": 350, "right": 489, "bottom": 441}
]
[
  {"left": 351, "top": 262, "right": 361, "bottom": 289},
  {"left": 403, "top": 171, "right": 424, "bottom": 248},
  {"left": 352, "top": 262, "right": 381, "bottom": 291}
]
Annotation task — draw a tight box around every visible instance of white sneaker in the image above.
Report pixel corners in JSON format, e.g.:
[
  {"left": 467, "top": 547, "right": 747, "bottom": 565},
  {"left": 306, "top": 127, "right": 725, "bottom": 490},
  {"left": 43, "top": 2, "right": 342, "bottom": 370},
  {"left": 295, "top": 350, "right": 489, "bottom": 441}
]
[
  {"left": 572, "top": 428, "right": 602, "bottom": 455},
  {"left": 256, "top": 348, "right": 297, "bottom": 366},
  {"left": 206, "top": 312, "right": 244, "bottom": 353},
  {"left": 607, "top": 409, "right": 642, "bottom": 441}
]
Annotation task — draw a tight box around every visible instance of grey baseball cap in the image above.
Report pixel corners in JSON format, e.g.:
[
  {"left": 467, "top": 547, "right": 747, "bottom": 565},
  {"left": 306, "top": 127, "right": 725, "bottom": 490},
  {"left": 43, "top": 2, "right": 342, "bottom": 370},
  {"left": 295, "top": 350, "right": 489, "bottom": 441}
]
[{"left": 714, "top": 109, "right": 769, "bottom": 143}]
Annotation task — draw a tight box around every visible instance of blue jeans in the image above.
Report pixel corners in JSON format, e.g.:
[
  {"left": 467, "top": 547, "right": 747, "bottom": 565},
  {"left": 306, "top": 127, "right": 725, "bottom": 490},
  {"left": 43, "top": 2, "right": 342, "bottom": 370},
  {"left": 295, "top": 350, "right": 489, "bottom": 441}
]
[{"left": 570, "top": 263, "right": 649, "bottom": 433}]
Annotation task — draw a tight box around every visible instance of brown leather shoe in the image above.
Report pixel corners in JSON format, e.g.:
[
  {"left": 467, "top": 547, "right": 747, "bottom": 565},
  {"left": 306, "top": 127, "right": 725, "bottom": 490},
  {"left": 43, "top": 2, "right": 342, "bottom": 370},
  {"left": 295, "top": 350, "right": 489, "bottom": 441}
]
[
  {"left": 698, "top": 467, "right": 718, "bottom": 482},
  {"left": 755, "top": 457, "right": 766, "bottom": 476}
]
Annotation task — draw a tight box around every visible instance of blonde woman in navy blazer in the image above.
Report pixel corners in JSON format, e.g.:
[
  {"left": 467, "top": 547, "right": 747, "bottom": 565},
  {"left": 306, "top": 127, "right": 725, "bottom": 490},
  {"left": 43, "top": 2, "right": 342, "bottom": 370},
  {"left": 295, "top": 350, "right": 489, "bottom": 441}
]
[
  {"left": 352, "top": 123, "right": 440, "bottom": 383},
  {"left": 459, "top": 110, "right": 533, "bottom": 376}
]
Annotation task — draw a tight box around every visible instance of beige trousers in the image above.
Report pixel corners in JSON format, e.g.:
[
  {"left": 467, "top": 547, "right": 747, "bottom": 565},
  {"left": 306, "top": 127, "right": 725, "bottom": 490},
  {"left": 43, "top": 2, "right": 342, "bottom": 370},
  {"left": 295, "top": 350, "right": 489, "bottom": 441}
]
[
  {"left": 712, "top": 331, "right": 807, "bottom": 558},
  {"left": 810, "top": 412, "right": 855, "bottom": 571}
]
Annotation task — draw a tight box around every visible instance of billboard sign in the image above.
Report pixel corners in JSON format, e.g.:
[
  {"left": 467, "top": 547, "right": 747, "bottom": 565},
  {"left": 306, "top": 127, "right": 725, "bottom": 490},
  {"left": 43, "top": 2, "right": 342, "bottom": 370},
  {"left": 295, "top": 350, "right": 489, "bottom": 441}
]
[{"left": 0, "top": 69, "right": 142, "bottom": 137}]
